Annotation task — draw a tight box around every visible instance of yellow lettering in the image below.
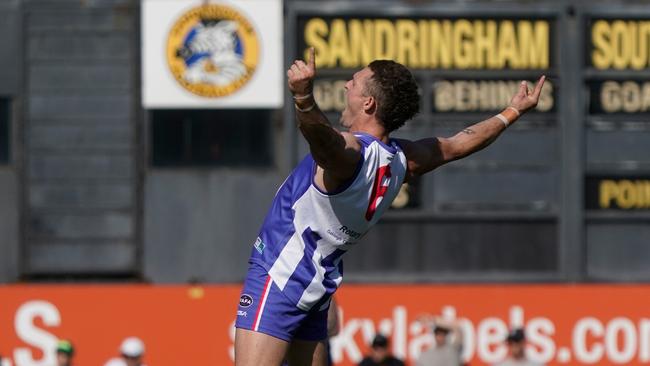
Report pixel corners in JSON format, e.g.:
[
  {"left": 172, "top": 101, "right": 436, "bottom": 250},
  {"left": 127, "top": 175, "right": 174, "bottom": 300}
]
[
  {"left": 600, "top": 180, "right": 618, "bottom": 208},
  {"left": 592, "top": 20, "right": 611, "bottom": 69},
  {"left": 616, "top": 180, "right": 637, "bottom": 209},
  {"left": 396, "top": 20, "right": 419, "bottom": 67},
  {"left": 474, "top": 20, "right": 498, "bottom": 68},
  {"left": 418, "top": 20, "right": 430, "bottom": 67},
  {"left": 327, "top": 19, "right": 351, "bottom": 67},
  {"left": 375, "top": 19, "right": 396, "bottom": 60},
  {"left": 304, "top": 18, "right": 330, "bottom": 67},
  {"left": 497, "top": 21, "right": 519, "bottom": 68},
  {"left": 600, "top": 179, "right": 650, "bottom": 209},
  {"left": 601, "top": 81, "right": 621, "bottom": 113},
  {"left": 431, "top": 20, "right": 454, "bottom": 68},
  {"left": 434, "top": 81, "right": 455, "bottom": 112},
  {"left": 454, "top": 20, "right": 473, "bottom": 69},
  {"left": 348, "top": 20, "right": 374, "bottom": 67},
  {"left": 636, "top": 181, "right": 647, "bottom": 208},
  {"left": 314, "top": 80, "right": 353, "bottom": 112},
  {"left": 519, "top": 21, "right": 549, "bottom": 68},
  {"left": 302, "top": 18, "right": 551, "bottom": 69},
  {"left": 612, "top": 21, "right": 631, "bottom": 69},
  {"left": 432, "top": 79, "right": 555, "bottom": 112},
  {"left": 621, "top": 81, "right": 641, "bottom": 113},
  {"left": 630, "top": 21, "right": 649, "bottom": 70},
  {"left": 643, "top": 83, "right": 650, "bottom": 111}
]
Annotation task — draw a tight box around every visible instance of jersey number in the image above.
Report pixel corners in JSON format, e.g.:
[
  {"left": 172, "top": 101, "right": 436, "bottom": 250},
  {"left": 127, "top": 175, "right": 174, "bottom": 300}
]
[{"left": 365, "top": 165, "right": 391, "bottom": 221}]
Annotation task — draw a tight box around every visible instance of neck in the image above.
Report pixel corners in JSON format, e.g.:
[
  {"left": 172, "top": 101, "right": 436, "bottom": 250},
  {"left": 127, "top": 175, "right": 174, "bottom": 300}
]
[{"left": 348, "top": 119, "right": 389, "bottom": 144}]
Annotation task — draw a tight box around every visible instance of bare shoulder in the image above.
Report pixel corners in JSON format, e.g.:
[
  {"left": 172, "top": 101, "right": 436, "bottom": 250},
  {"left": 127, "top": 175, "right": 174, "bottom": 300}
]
[{"left": 393, "top": 137, "right": 444, "bottom": 177}]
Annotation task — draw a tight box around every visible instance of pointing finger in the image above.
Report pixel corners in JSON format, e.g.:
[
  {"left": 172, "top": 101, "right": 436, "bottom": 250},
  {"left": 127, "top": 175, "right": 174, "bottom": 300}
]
[
  {"left": 532, "top": 75, "right": 546, "bottom": 99},
  {"left": 308, "top": 47, "right": 315, "bottom": 70}
]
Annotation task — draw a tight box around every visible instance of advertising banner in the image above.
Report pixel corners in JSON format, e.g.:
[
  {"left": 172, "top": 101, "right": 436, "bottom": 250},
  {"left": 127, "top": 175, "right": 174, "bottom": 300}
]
[
  {"left": 1, "top": 285, "right": 650, "bottom": 365},
  {"left": 141, "top": 0, "right": 283, "bottom": 108}
]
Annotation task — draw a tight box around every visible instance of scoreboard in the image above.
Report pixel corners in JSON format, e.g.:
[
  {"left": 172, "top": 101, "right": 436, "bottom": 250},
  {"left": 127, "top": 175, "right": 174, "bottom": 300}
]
[
  {"left": 583, "top": 10, "right": 650, "bottom": 280},
  {"left": 285, "top": 3, "right": 650, "bottom": 282}
]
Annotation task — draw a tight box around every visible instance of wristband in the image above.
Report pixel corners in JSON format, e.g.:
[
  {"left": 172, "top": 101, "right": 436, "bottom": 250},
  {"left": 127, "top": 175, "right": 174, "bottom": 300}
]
[
  {"left": 498, "top": 107, "right": 520, "bottom": 126},
  {"left": 295, "top": 102, "right": 316, "bottom": 113},
  {"left": 506, "top": 106, "right": 521, "bottom": 117},
  {"left": 495, "top": 113, "right": 509, "bottom": 127},
  {"left": 292, "top": 93, "right": 312, "bottom": 101}
]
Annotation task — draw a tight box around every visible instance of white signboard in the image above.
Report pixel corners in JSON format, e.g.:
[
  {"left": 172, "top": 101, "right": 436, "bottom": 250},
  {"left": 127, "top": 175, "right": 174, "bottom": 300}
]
[{"left": 142, "top": 0, "right": 283, "bottom": 108}]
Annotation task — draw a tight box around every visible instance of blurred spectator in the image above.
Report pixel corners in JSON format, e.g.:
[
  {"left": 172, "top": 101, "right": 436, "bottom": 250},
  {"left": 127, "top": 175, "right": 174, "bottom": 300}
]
[
  {"left": 493, "top": 329, "right": 544, "bottom": 366},
  {"left": 56, "top": 339, "right": 75, "bottom": 366},
  {"left": 358, "top": 334, "right": 405, "bottom": 366},
  {"left": 416, "top": 317, "right": 463, "bottom": 366},
  {"left": 104, "top": 337, "right": 147, "bottom": 366}
]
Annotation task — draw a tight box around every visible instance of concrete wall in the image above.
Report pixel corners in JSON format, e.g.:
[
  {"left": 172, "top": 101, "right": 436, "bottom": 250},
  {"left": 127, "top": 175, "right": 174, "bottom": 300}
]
[
  {"left": 0, "top": 170, "right": 19, "bottom": 282},
  {"left": 144, "top": 170, "right": 283, "bottom": 283},
  {"left": 0, "top": 1, "right": 21, "bottom": 283},
  {"left": 22, "top": 0, "right": 140, "bottom": 276}
]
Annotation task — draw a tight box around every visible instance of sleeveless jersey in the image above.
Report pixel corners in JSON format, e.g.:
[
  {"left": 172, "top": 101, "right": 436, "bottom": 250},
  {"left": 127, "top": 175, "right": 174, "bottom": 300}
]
[{"left": 248, "top": 133, "right": 407, "bottom": 311}]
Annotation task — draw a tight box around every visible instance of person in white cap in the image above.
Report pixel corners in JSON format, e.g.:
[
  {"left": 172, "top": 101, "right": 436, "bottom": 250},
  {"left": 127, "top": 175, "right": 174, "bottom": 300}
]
[{"left": 104, "top": 337, "right": 147, "bottom": 366}]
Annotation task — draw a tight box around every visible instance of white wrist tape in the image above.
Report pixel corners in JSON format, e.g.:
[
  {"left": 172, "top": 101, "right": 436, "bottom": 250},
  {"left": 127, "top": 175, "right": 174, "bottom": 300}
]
[
  {"left": 495, "top": 113, "right": 509, "bottom": 127},
  {"left": 295, "top": 102, "right": 316, "bottom": 113},
  {"left": 292, "top": 93, "right": 312, "bottom": 101}
]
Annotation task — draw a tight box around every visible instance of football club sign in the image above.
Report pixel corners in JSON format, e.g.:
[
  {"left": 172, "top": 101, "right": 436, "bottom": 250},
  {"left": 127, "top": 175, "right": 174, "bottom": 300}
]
[{"left": 142, "top": 0, "right": 282, "bottom": 108}]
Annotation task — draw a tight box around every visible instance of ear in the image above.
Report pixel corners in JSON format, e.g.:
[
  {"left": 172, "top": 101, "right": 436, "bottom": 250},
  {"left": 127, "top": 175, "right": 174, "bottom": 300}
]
[{"left": 363, "top": 95, "right": 376, "bottom": 114}]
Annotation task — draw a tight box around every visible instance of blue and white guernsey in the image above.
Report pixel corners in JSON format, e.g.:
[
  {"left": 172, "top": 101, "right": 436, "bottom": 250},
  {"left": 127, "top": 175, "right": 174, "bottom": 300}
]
[{"left": 249, "top": 133, "right": 407, "bottom": 312}]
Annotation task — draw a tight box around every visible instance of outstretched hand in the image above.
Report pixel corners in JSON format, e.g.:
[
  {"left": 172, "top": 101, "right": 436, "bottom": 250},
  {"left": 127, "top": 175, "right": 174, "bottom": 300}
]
[
  {"left": 287, "top": 47, "right": 316, "bottom": 98},
  {"left": 509, "top": 75, "right": 546, "bottom": 113}
]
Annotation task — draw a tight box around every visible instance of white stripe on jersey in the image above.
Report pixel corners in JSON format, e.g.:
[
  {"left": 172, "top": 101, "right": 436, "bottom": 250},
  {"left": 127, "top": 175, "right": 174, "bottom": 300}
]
[{"left": 268, "top": 231, "right": 303, "bottom": 291}]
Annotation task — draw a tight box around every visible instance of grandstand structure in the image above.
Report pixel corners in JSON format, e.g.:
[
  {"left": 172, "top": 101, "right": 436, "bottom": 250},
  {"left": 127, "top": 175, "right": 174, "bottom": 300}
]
[{"left": 0, "top": 0, "right": 648, "bottom": 286}]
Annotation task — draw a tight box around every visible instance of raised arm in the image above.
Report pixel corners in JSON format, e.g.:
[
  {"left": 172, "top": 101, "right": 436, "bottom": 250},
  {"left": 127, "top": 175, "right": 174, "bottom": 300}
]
[
  {"left": 398, "top": 76, "right": 546, "bottom": 177},
  {"left": 287, "top": 48, "right": 361, "bottom": 180}
]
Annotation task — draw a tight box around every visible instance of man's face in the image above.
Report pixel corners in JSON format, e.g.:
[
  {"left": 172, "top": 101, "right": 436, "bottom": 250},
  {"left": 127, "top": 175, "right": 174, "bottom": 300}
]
[
  {"left": 508, "top": 340, "right": 525, "bottom": 359},
  {"left": 56, "top": 353, "right": 72, "bottom": 366},
  {"left": 434, "top": 330, "right": 449, "bottom": 346},
  {"left": 124, "top": 356, "right": 141, "bottom": 366},
  {"left": 340, "top": 67, "right": 373, "bottom": 128},
  {"left": 370, "top": 345, "right": 389, "bottom": 361}
]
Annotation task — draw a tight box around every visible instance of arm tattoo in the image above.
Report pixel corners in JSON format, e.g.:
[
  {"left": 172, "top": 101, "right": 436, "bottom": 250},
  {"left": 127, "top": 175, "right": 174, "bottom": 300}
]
[{"left": 462, "top": 128, "right": 476, "bottom": 135}]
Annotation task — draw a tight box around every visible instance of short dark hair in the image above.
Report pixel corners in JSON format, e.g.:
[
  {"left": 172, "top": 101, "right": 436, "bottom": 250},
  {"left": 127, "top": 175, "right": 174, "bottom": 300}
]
[
  {"left": 365, "top": 60, "right": 420, "bottom": 132},
  {"left": 506, "top": 328, "right": 526, "bottom": 343},
  {"left": 371, "top": 334, "right": 389, "bottom": 348}
]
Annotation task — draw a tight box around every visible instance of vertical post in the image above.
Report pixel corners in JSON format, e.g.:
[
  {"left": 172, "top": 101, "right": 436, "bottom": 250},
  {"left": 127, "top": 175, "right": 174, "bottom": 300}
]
[{"left": 559, "top": 5, "right": 585, "bottom": 282}]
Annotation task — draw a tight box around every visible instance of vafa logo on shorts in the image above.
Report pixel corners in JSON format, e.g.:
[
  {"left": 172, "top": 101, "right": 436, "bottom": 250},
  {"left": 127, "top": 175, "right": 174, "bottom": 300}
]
[
  {"left": 239, "top": 294, "right": 253, "bottom": 308},
  {"left": 166, "top": 4, "right": 259, "bottom": 98}
]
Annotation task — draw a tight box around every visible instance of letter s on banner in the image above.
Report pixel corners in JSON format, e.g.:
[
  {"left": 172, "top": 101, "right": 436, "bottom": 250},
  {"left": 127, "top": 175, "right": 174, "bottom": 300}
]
[{"left": 14, "top": 301, "right": 61, "bottom": 366}]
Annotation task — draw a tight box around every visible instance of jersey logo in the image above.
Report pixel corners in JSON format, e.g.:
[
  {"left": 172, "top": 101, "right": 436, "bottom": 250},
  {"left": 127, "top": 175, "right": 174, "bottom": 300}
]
[
  {"left": 239, "top": 294, "right": 253, "bottom": 308},
  {"left": 166, "top": 4, "right": 259, "bottom": 98},
  {"left": 365, "top": 165, "right": 392, "bottom": 221},
  {"left": 253, "top": 237, "right": 265, "bottom": 254}
]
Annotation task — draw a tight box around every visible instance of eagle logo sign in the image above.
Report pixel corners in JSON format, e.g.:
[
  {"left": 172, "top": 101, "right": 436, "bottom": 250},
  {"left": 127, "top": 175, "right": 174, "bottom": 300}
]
[{"left": 166, "top": 4, "right": 259, "bottom": 98}]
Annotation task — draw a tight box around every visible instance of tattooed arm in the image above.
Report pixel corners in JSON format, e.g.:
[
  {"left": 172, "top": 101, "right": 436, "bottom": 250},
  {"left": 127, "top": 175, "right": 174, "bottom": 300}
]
[{"left": 396, "top": 76, "right": 546, "bottom": 177}]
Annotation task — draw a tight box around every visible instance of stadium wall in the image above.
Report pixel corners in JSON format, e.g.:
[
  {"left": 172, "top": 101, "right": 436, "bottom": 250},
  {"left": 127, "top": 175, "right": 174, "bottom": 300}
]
[
  {"left": 0, "top": 1, "right": 21, "bottom": 282},
  {"left": 0, "top": 0, "right": 649, "bottom": 283}
]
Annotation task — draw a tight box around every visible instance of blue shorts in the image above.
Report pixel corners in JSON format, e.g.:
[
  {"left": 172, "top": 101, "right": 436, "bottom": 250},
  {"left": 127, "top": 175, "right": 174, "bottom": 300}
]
[{"left": 235, "top": 262, "right": 329, "bottom": 342}]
